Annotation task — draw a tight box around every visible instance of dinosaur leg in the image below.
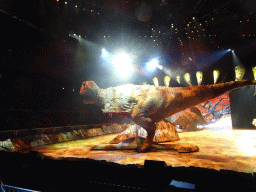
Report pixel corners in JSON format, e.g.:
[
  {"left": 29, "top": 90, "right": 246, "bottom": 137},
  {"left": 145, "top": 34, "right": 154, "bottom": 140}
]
[
  {"left": 188, "top": 123, "right": 200, "bottom": 132},
  {"left": 131, "top": 113, "right": 156, "bottom": 152},
  {"left": 139, "top": 123, "right": 156, "bottom": 152}
]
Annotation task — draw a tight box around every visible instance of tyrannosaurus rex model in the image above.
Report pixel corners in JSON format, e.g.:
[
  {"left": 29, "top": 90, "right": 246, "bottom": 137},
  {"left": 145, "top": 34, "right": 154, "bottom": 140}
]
[{"left": 80, "top": 80, "right": 256, "bottom": 152}]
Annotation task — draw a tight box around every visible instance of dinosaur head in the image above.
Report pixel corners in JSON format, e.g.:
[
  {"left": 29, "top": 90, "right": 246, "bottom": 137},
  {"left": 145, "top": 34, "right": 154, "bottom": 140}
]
[
  {"left": 80, "top": 81, "right": 99, "bottom": 95},
  {"left": 80, "top": 81, "right": 101, "bottom": 105}
]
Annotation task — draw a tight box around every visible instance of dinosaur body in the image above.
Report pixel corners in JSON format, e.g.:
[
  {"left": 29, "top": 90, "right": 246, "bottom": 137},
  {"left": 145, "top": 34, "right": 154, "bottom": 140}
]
[
  {"left": 80, "top": 80, "right": 256, "bottom": 152},
  {"left": 174, "top": 107, "right": 208, "bottom": 132}
]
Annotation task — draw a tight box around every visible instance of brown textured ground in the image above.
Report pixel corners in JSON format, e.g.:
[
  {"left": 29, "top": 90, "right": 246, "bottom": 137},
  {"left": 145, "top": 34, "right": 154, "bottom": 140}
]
[{"left": 33, "top": 129, "right": 256, "bottom": 173}]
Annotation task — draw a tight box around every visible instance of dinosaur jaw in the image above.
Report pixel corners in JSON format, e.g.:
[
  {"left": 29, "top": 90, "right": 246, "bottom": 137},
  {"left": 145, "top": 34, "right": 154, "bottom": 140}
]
[{"left": 82, "top": 95, "right": 104, "bottom": 107}]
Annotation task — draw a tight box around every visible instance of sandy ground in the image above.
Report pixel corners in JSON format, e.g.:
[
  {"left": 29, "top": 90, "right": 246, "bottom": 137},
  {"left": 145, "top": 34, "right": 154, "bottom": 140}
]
[{"left": 34, "top": 129, "right": 256, "bottom": 173}]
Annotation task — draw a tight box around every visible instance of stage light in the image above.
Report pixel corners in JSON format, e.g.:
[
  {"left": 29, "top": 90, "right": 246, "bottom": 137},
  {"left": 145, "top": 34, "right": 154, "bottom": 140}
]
[
  {"left": 213, "top": 70, "right": 220, "bottom": 84},
  {"left": 184, "top": 73, "right": 192, "bottom": 86},
  {"left": 236, "top": 136, "right": 256, "bottom": 156},
  {"left": 164, "top": 76, "right": 171, "bottom": 87},
  {"left": 153, "top": 77, "right": 159, "bottom": 87},
  {"left": 112, "top": 53, "right": 133, "bottom": 78},
  {"left": 252, "top": 66, "right": 256, "bottom": 96},
  {"left": 196, "top": 71, "right": 203, "bottom": 85},
  {"left": 157, "top": 65, "right": 163, "bottom": 70},
  {"left": 253, "top": 118, "right": 256, "bottom": 126},
  {"left": 176, "top": 75, "right": 180, "bottom": 84},
  {"left": 232, "top": 50, "right": 234, "bottom": 53},
  {"left": 235, "top": 66, "right": 245, "bottom": 81},
  {"left": 146, "top": 59, "right": 158, "bottom": 70},
  {"left": 102, "top": 48, "right": 108, "bottom": 57}
]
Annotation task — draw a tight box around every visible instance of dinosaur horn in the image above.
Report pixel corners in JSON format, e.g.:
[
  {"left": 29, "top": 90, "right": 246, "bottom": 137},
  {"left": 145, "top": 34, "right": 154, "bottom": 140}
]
[{"left": 80, "top": 81, "right": 99, "bottom": 95}]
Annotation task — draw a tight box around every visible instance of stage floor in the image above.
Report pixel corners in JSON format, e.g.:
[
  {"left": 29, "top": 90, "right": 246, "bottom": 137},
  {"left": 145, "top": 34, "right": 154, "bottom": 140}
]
[{"left": 34, "top": 129, "right": 256, "bottom": 173}]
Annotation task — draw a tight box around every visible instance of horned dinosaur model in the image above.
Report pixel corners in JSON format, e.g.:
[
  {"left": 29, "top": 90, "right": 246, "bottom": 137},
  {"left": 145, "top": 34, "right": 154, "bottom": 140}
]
[
  {"left": 80, "top": 80, "right": 256, "bottom": 152},
  {"left": 174, "top": 106, "right": 208, "bottom": 132}
]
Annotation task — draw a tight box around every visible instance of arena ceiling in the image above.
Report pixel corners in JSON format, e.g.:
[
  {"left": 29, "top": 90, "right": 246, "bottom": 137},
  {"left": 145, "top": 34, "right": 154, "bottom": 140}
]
[{"left": 1, "top": 0, "right": 256, "bottom": 86}]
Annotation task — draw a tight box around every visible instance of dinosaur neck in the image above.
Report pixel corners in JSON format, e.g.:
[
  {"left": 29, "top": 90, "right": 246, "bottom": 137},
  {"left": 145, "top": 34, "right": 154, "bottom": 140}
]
[{"left": 83, "top": 89, "right": 104, "bottom": 107}]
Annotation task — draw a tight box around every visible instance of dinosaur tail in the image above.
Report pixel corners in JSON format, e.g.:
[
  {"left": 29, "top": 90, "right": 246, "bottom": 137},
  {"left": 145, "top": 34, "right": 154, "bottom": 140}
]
[
  {"left": 189, "top": 80, "right": 256, "bottom": 100},
  {"left": 164, "top": 80, "right": 256, "bottom": 117},
  {"left": 206, "top": 80, "right": 256, "bottom": 95}
]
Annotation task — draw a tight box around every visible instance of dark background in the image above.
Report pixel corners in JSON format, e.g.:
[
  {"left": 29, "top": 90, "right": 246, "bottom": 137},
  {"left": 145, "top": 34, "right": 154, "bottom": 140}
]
[{"left": 1, "top": 0, "right": 256, "bottom": 129}]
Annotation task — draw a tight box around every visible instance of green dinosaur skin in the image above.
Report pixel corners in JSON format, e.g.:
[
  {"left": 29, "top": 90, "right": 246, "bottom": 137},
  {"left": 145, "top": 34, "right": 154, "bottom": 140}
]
[{"left": 80, "top": 80, "right": 256, "bottom": 152}]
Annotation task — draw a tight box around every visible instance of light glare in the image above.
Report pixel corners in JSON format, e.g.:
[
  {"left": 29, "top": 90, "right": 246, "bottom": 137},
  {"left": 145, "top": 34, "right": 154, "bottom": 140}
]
[
  {"left": 102, "top": 49, "right": 108, "bottom": 57},
  {"left": 158, "top": 65, "right": 163, "bottom": 70},
  {"left": 147, "top": 59, "right": 158, "bottom": 70},
  {"left": 112, "top": 53, "right": 133, "bottom": 78}
]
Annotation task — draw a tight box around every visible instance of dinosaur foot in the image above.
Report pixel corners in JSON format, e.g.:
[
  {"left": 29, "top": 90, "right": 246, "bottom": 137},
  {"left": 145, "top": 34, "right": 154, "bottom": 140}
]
[{"left": 137, "top": 142, "right": 153, "bottom": 153}]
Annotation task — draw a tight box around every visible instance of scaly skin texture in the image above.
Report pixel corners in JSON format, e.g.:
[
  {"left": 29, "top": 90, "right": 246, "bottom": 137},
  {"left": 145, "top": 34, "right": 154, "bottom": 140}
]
[{"left": 80, "top": 80, "right": 256, "bottom": 152}]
